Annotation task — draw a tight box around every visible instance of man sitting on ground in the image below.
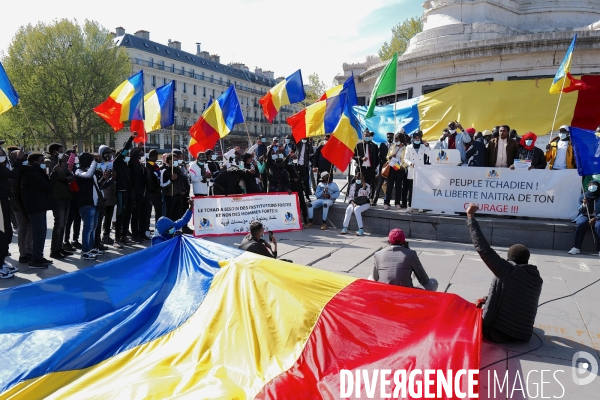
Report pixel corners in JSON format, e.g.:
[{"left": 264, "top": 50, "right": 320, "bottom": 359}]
[
  {"left": 239, "top": 221, "right": 277, "bottom": 258},
  {"left": 306, "top": 171, "right": 340, "bottom": 230},
  {"left": 466, "top": 203, "right": 543, "bottom": 343},
  {"left": 151, "top": 199, "right": 193, "bottom": 246},
  {"left": 372, "top": 228, "right": 438, "bottom": 291}
]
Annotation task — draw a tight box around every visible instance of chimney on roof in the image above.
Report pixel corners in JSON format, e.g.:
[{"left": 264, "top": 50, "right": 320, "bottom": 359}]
[
  {"left": 196, "top": 43, "right": 201, "bottom": 55},
  {"left": 115, "top": 27, "right": 125, "bottom": 36},
  {"left": 168, "top": 40, "right": 182, "bottom": 50},
  {"left": 209, "top": 54, "right": 220, "bottom": 63},
  {"left": 199, "top": 51, "right": 210, "bottom": 59},
  {"left": 134, "top": 30, "right": 149, "bottom": 40}
]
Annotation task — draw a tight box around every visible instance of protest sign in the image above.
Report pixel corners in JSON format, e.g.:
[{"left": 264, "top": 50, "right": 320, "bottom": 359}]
[
  {"left": 192, "top": 193, "right": 302, "bottom": 237},
  {"left": 431, "top": 149, "right": 461, "bottom": 165},
  {"left": 413, "top": 166, "right": 580, "bottom": 219}
]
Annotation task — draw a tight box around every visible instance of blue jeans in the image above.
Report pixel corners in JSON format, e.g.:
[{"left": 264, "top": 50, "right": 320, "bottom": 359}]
[
  {"left": 574, "top": 215, "right": 600, "bottom": 250},
  {"left": 79, "top": 205, "right": 99, "bottom": 252},
  {"left": 308, "top": 199, "right": 335, "bottom": 221}
]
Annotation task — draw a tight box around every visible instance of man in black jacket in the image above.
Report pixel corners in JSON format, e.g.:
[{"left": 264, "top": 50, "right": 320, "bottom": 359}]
[
  {"left": 238, "top": 221, "right": 277, "bottom": 258},
  {"left": 372, "top": 132, "right": 393, "bottom": 205},
  {"left": 129, "top": 148, "right": 147, "bottom": 242},
  {"left": 0, "top": 146, "right": 25, "bottom": 278},
  {"left": 295, "top": 138, "right": 314, "bottom": 195},
  {"left": 113, "top": 134, "right": 135, "bottom": 248},
  {"left": 466, "top": 203, "right": 543, "bottom": 343},
  {"left": 312, "top": 134, "right": 333, "bottom": 177},
  {"left": 354, "top": 130, "right": 379, "bottom": 194},
  {"left": 466, "top": 132, "right": 487, "bottom": 167},
  {"left": 144, "top": 150, "right": 162, "bottom": 233},
  {"left": 20, "top": 152, "right": 54, "bottom": 268}
]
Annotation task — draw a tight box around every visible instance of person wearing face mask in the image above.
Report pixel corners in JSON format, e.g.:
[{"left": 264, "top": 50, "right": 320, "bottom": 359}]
[
  {"left": 161, "top": 153, "right": 186, "bottom": 222},
  {"left": 509, "top": 132, "right": 546, "bottom": 170},
  {"left": 143, "top": 149, "right": 163, "bottom": 236},
  {"left": 311, "top": 134, "right": 333, "bottom": 177},
  {"left": 486, "top": 124, "right": 519, "bottom": 168},
  {"left": 306, "top": 171, "right": 340, "bottom": 230},
  {"left": 285, "top": 154, "right": 310, "bottom": 226},
  {"left": 152, "top": 199, "right": 194, "bottom": 246},
  {"left": 113, "top": 134, "right": 136, "bottom": 248},
  {"left": 354, "top": 130, "right": 379, "bottom": 198},
  {"left": 63, "top": 147, "right": 83, "bottom": 252},
  {"left": 403, "top": 131, "right": 432, "bottom": 210},
  {"left": 372, "top": 132, "right": 394, "bottom": 206},
  {"left": 546, "top": 125, "right": 576, "bottom": 170},
  {"left": 466, "top": 131, "right": 487, "bottom": 167},
  {"left": 127, "top": 147, "right": 148, "bottom": 243},
  {"left": 384, "top": 132, "right": 407, "bottom": 210},
  {"left": 434, "top": 121, "right": 472, "bottom": 165},
  {"left": 481, "top": 130, "right": 493, "bottom": 149},
  {"left": 295, "top": 137, "right": 314, "bottom": 196},
  {"left": 44, "top": 143, "right": 76, "bottom": 259},
  {"left": 8, "top": 149, "right": 34, "bottom": 266},
  {"left": 283, "top": 134, "right": 296, "bottom": 156},
  {"left": 340, "top": 172, "right": 371, "bottom": 236},
  {"left": 241, "top": 153, "right": 261, "bottom": 194},
  {"left": 568, "top": 181, "right": 600, "bottom": 256},
  {"left": 267, "top": 150, "right": 291, "bottom": 193},
  {"left": 20, "top": 152, "right": 55, "bottom": 268},
  {"left": 255, "top": 137, "right": 268, "bottom": 160},
  {"left": 268, "top": 137, "right": 280, "bottom": 157},
  {"left": 189, "top": 151, "right": 211, "bottom": 196},
  {"left": 96, "top": 147, "right": 118, "bottom": 246},
  {"left": 0, "top": 145, "right": 25, "bottom": 278}
]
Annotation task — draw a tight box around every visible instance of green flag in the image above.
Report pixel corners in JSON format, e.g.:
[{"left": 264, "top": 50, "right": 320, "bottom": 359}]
[{"left": 365, "top": 53, "right": 397, "bottom": 119}]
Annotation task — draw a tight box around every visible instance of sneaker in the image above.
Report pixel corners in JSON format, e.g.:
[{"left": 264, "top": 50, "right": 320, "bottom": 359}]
[
  {"left": 80, "top": 252, "right": 97, "bottom": 260},
  {"left": 71, "top": 240, "right": 82, "bottom": 249},
  {"left": 568, "top": 247, "right": 580, "bottom": 255},
  {"left": 383, "top": 204, "right": 390, "bottom": 210},
  {"left": 102, "top": 236, "right": 114, "bottom": 245},
  {"left": 62, "top": 242, "right": 75, "bottom": 252},
  {"left": 90, "top": 248, "right": 104, "bottom": 255},
  {"left": 340, "top": 227, "right": 348, "bottom": 235},
  {"left": 356, "top": 229, "right": 364, "bottom": 236},
  {"left": 114, "top": 240, "right": 123, "bottom": 249},
  {"left": 320, "top": 223, "right": 327, "bottom": 230},
  {"left": 28, "top": 260, "right": 49, "bottom": 269},
  {"left": 60, "top": 249, "right": 74, "bottom": 256},
  {"left": 96, "top": 243, "right": 108, "bottom": 251},
  {"left": 18, "top": 255, "right": 31, "bottom": 264},
  {"left": 3, "top": 263, "right": 18, "bottom": 274},
  {"left": 0, "top": 270, "right": 13, "bottom": 279},
  {"left": 305, "top": 222, "right": 313, "bottom": 229},
  {"left": 120, "top": 236, "right": 131, "bottom": 244},
  {"left": 50, "top": 251, "right": 66, "bottom": 260}
]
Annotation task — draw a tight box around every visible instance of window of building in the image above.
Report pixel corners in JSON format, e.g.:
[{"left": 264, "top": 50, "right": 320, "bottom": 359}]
[
  {"left": 163, "top": 78, "right": 167, "bottom": 85},
  {"left": 181, "top": 66, "right": 185, "bottom": 76},
  {"left": 190, "top": 69, "right": 195, "bottom": 78},
  {"left": 151, "top": 75, "right": 156, "bottom": 87},
  {"left": 183, "top": 82, "right": 187, "bottom": 93},
  {"left": 193, "top": 85, "right": 197, "bottom": 95},
  {"left": 171, "top": 63, "right": 175, "bottom": 73},
  {"left": 183, "top": 100, "right": 187, "bottom": 109},
  {"left": 254, "top": 125, "right": 257, "bottom": 133},
  {"left": 159, "top": 60, "right": 165, "bottom": 70},
  {"left": 173, "top": 81, "right": 177, "bottom": 91},
  {"left": 174, "top": 135, "right": 181, "bottom": 146},
  {"left": 148, "top": 133, "right": 159, "bottom": 144},
  {"left": 203, "top": 87, "right": 206, "bottom": 97},
  {"left": 203, "top": 102, "right": 206, "bottom": 110},
  {"left": 193, "top": 101, "right": 197, "bottom": 113},
  {"left": 210, "top": 74, "right": 214, "bottom": 83},
  {"left": 165, "top": 135, "right": 172, "bottom": 145},
  {"left": 149, "top": 58, "right": 154, "bottom": 67},
  {"left": 212, "top": 89, "right": 215, "bottom": 98}
]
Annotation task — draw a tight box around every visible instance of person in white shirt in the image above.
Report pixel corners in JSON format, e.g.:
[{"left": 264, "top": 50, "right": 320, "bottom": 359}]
[
  {"left": 486, "top": 125, "right": 519, "bottom": 168},
  {"left": 434, "top": 121, "right": 472, "bottom": 164},
  {"left": 188, "top": 152, "right": 211, "bottom": 196},
  {"left": 404, "top": 131, "right": 432, "bottom": 210},
  {"left": 546, "top": 125, "right": 576, "bottom": 170},
  {"left": 341, "top": 172, "right": 371, "bottom": 236}
]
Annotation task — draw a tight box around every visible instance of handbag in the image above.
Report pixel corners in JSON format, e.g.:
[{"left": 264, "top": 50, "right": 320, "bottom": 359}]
[
  {"left": 93, "top": 178, "right": 106, "bottom": 214},
  {"left": 381, "top": 162, "right": 391, "bottom": 178},
  {"left": 353, "top": 196, "right": 370, "bottom": 206}
]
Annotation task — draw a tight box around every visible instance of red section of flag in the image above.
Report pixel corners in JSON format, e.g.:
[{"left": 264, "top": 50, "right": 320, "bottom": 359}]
[
  {"left": 321, "top": 135, "right": 354, "bottom": 171},
  {"left": 287, "top": 109, "right": 307, "bottom": 142},
  {"left": 130, "top": 120, "right": 146, "bottom": 144},
  {"left": 563, "top": 73, "right": 591, "bottom": 93},
  {"left": 571, "top": 75, "right": 600, "bottom": 130},
  {"left": 189, "top": 117, "right": 220, "bottom": 152},
  {"left": 259, "top": 91, "right": 277, "bottom": 123},
  {"left": 93, "top": 97, "right": 124, "bottom": 132},
  {"left": 256, "top": 279, "right": 482, "bottom": 399}
]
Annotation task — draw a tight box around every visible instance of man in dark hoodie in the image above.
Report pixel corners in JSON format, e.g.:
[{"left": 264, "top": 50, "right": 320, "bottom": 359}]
[
  {"left": 144, "top": 149, "right": 162, "bottom": 234},
  {"left": 129, "top": 147, "right": 147, "bottom": 242},
  {"left": 45, "top": 143, "right": 76, "bottom": 259},
  {"left": 20, "top": 152, "right": 54, "bottom": 268},
  {"left": 466, "top": 203, "right": 543, "bottom": 343},
  {"left": 238, "top": 221, "right": 277, "bottom": 258},
  {"left": 113, "top": 134, "right": 135, "bottom": 249},
  {"left": 8, "top": 148, "right": 32, "bottom": 265},
  {"left": 0, "top": 145, "right": 25, "bottom": 278}
]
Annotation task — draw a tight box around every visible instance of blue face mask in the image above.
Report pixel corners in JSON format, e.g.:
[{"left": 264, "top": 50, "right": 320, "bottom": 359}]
[
  {"left": 356, "top": 180, "right": 362, "bottom": 185},
  {"left": 261, "top": 138, "right": 266, "bottom": 142},
  {"left": 173, "top": 160, "right": 179, "bottom": 167},
  {"left": 40, "top": 163, "right": 46, "bottom": 170},
  {"left": 198, "top": 162, "right": 204, "bottom": 166},
  {"left": 22, "top": 161, "right": 28, "bottom": 166},
  {"left": 124, "top": 157, "right": 130, "bottom": 163},
  {"left": 167, "top": 227, "right": 175, "bottom": 235},
  {"left": 285, "top": 139, "right": 290, "bottom": 144},
  {"left": 589, "top": 185, "right": 598, "bottom": 193},
  {"left": 413, "top": 140, "right": 421, "bottom": 145},
  {"left": 364, "top": 137, "right": 371, "bottom": 142},
  {"left": 271, "top": 155, "right": 277, "bottom": 160},
  {"left": 211, "top": 155, "right": 217, "bottom": 160}
]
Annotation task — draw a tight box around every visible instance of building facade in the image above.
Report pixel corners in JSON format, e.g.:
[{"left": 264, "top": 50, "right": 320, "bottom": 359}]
[
  {"left": 112, "top": 27, "right": 298, "bottom": 156},
  {"left": 339, "top": 0, "right": 600, "bottom": 112}
]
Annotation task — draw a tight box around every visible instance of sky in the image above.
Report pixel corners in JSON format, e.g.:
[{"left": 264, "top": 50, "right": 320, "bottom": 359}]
[{"left": 0, "top": 0, "right": 423, "bottom": 87}]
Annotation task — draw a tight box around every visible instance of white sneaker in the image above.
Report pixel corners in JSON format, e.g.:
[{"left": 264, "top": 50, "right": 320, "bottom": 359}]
[
  {"left": 81, "top": 252, "right": 97, "bottom": 260},
  {"left": 2, "top": 263, "right": 18, "bottom": 274},
  {"left": 90, "top": 248, "right": 103, "bottom": 255},
  {"left": 0, "top": 269, "right": 13, "bottom": 279},
  {"left": 568, "top": 247, "right": 580, "bottom": 255}
]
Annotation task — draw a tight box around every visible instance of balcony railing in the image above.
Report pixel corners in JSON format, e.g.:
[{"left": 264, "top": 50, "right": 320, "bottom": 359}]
[{"left": 176, "top": 106, "right": 191, "bottom": 113}]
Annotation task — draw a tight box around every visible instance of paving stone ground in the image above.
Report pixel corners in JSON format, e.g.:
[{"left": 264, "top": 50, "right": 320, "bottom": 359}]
[{"left": 2, "top": 208, "right": 600, "bottom": 399}]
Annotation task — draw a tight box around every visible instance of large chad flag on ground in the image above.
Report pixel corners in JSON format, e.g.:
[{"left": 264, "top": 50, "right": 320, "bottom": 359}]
[
  {"left": 259, "top": 69, "right": 305, "bottom": 123},
  {"left": 94, "top": 71, "right": 145, "bottom": 131},
  {"left": 0, "top": 236, "right": 481, "bottom": 398},
  {"left": 0, "top": 62, "right": 19, "bottom": 116},
  {"left": 189, "top": 85, "right": 244, "bottom": 155}
]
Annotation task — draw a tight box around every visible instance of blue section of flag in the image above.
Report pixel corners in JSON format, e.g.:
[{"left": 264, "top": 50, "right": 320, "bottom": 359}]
[
  {"left": 552, "top": 35, "right": 577, "bottom": 84},
  {"left": 285, "top": 69, "right": 306, "bottom": 104},
  {"left": 0, "top": 62, "right": 19, "bottom": 111},
  {"left": 571, "top": 126, "right": 600, "bottom": 176},
  {"left": 324, "top": 94, "right": 346, "bottom": 134},
  {"left": 353, "top": 97, "right": 421, "bottom": 144},
  {"left": 0, "top": 237, "right": 240, "bottom": 392},
  {"left": 340, "top": 75, "right": 358, "bottom": 107},
  {"left": 217, "top": 85, "right": 245, "bottom": 128},
  {"left": 157, "top": 81, "right": 175, "bottom": 128},
  {"left": 128, "top": 70, "right": 145, "bottom": 120}
]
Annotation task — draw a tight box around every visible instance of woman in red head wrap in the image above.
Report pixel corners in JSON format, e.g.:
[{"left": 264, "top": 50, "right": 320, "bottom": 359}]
[{"left": 510, "top": 132, "right": 547, "bottom": 170}]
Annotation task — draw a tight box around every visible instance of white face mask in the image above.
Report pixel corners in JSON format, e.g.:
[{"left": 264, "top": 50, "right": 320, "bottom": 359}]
[
  {"left": 211, "top": 155, "right": 217, "bottom": 160},
  {"left": 0, "top": 156, "right": 6, "bottom": 163},
  {"left": 75, "top": 157, "right": 79, "bottom": 164},
  {"left": 559, "top": 133, "right": 568, "bottom": 140},
  {"left": 271, "top": 155, "right": 277, "bottom": 160},
  {"left": 449, "top": 129, "right": 456, "bottom": 134},
  {"left": 394, "top": 141, "right": 401, "bottom": 146},
  {"left": 124, "top": 157, "right": 130, "bottom": 162},
  {"left": 278, "top": 154, "right": 284, "bottom": 159},
  {"left": 589, "top": 185, "right": 598, "bottom": 193},
  {"left": 413, "top": 140, "right": 421, "bottom": 145},
  {"left": 173, "top": 160, "right": 179, "bottom": 166},
  {"left": 301, "top": 139, "right": 307, "bottom": 143},
  {"left": 525, "top": 139, "right": 533, "bottom": 146},
  {"left": 140, "top": 156, "right": 145, "bottom": 162},
  {"left": 57, "top": 153, "right": 64, "bottom": 159},
  {"left": 355, "top": 180, "right": 361, "bottom": 185},
  {"left": 292, "top": 159, "right": 298, "bottom": 164}
]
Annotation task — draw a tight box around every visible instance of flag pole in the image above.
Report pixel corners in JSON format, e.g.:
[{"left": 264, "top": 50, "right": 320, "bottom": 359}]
[
  {"left": 549, "top": 77, "right": 567, "bottom": 142},
  {"left": 393, "top": 52, "right": 398, "bottom": 134},
  {"left": 243, "top": 120, "right": 252, "bottom": 148},
  {"left": 171, "top": 124, "right": 174, "bottom": 196}
]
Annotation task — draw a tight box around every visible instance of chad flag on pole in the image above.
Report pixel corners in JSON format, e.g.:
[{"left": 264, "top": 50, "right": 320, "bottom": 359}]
[
  {"left": 94, "top": 71, "right": 145, "bottom": 131},
  {"left": 0, "top": 236, "right": 481, "bottom": 398},
  {"left": 259, "top": 69, "right": 305, "bottom": 123},
  {"left": 189, "top": 85, "right": 244, "bottom": 154},
  {"left": 132, "top": 81, "right": 176, "bottom": 143},
  {"left": 287, "top": 94, "right": 346, "bottom": 142},
  {"left": 549, "top": 35, "right": 589, "bottom": 94},
  {"left": 321, "top": 100, "right": 360, "bottom": 171},
  {"left": 0, "top": 62, "right": 19, "bottom": 116},
  {"left": 319, "top": 75, "right": 358, "bottom": 107}
]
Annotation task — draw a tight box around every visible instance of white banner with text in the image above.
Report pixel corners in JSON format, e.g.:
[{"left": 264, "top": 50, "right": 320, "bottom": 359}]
[
  {"left": 192, "top": 193, "right": 302, "bottom": 237},
  {"left": 413, "top": 166, "right": 580, "bottom": 219}
]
